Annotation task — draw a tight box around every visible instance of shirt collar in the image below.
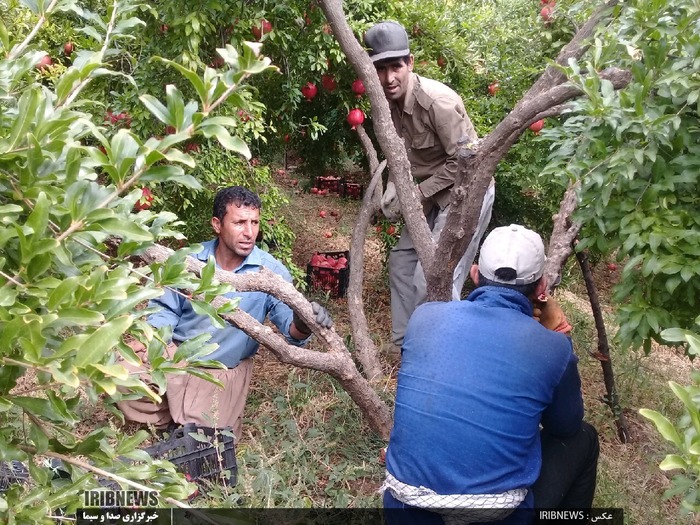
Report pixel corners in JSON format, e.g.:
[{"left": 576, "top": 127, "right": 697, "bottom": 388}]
[
  {"left": 467, "top": 286, "right": 534, "bottom": 317},
  {"left": 195, "top": 239, "right": 264, "bottom": 271}
]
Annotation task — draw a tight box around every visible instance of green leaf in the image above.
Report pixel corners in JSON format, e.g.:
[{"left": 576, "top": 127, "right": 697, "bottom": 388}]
[
  {"left": 153, "top": 57, "right": 208, "bottom": 106},
  {"left": 165, "top": 84, "right": 186, "bottom": 129},
  {"left": 659, "top": 454, "right": 688, "bottom": 471},
  {"left": 51, "top": 308, "right": 105, "bottom": 327},
  {"left": 6, "top": 87, "right": 40, "bottom": 152},
  {"left": 74, "top": 316, "right": 133, "bottom": 367},
  {"left": 199, "top": 124, "right": 250, "bottom": 159},
  {"left": 139, "top": 94, "right": 171, "bottom": 125},
  {"left": 190, "top": 300, "right": 226, "bottom": 329},
  {"left": 94, "top": 218, "right": 153, "bottom": 242},
  {"left": 639, "top": 408, "right": 683, "bottom": 447}
]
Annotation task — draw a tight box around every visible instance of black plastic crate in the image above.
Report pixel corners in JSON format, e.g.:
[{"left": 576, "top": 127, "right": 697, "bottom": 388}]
[
  {"left": 0, "top": 461, "right": 29, "bottom": 492},
  {"left": 314, "top": 175, "right": 344, "bottom": 193},
  {"left": 306, "top": 250, "right": 350, "bottom": 298},
  {"left": 143, "top": 423, "right": 237, "bottom": 486},
  {"left": 340, "top": 181, "right": 364, "bottom": 200}
]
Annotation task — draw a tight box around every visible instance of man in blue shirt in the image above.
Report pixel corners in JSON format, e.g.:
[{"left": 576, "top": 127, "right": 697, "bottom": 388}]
[
  {"left": 382, "top": 224, "right": 599, "bottom": 524},
  {"left": 118, "top": 187, "right": 332, "bottom": 437}
]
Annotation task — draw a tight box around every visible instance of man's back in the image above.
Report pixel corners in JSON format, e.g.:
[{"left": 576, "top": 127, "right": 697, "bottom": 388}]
[{"left": 386, "top": 286, "right": 582, "bottom": 497}]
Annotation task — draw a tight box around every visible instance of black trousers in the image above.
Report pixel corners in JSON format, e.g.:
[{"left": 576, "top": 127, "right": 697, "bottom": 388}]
[
  {"left": 384, "top": 421, "right": 600, "bottom": 525},
  {"left": 532, "top": 421, "right": 600, "bottom": 508}
]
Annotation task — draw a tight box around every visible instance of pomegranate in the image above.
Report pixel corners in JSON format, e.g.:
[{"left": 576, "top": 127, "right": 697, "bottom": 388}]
[
  {"left": 351, "top": 79, "right": 365, "bottom": 98},
  {"left": 252, "top": 19, "right": 272, "bottom": 40},
  {"left": 488, "top": 82, "right": 500, "bottom": 96},
  {"left": 529, "top": 119, "right": 545, "bottom": 135},
  {"left": 346, "top": 108, "right": 365, "bottom": 130},
  {"left": 321, "top": 74, "right": 337, "bottom": 92},
  {"left": 437, "top": 56, "right": 447, "bottom": 69},
  {"left": 301, "top": 82, "right": 318, "bottom": 101},
  {"left": 63, "top": 42, "right": 74, "bottom": 55},
  {"left": 319, "top": 210, "right": 327, "bottom": 218},
  {"left": 540, "top": 5, "right": 553, "bottom": 21},
  {"left": 36, "top": 55, "right": 53, "bottom": 71},
  {"left": 283, "top": 133, "right": 291, "bottom": 143},
  {"left": 134, "top": 187, "right": 154, "bottom": 211}
]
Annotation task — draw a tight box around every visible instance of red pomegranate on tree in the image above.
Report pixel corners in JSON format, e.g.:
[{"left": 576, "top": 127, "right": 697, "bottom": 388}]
[
  {"left": 321, "top": 74, "right": 337, "bottom": 92},
  {"left": 301, "top": 82, "right": 318, "bottom": 101},
  {"left": 63, "top": 42, "right": 74, "bottom": 56},
  {"left": 351, "top": 79, "right": 365, "bottom": 98},
  {"left": 529, "top": 119, "right": 545, "bottom": 135},
  {"left": 134, "top": 187, "right": 154, "bottom": 211},
  {"left": 347, "top": 108, "right": 365, "bottom": 130},
  {"left": 36, "top": 55, "right": 53, "bottom": 71},
  {"left": 488, "top": 81, "right": 500, "bottom": 96},
  {"left": 252, "top": 19, "right": 272, "bottom": 40},
  {"left": 540, "top": 5, "right": 554, "bottom": 22}
]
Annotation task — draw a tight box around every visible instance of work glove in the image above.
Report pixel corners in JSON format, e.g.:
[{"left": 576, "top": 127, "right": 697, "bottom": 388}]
[
  {"left": 293, "top": 301, "right": 333, "bottom": 336},
  {"left": 533, "top": 294, "right": 573, "bottom": 335},
  {"left": 380, "top": 181, "right": 402, "bottom": 222}
]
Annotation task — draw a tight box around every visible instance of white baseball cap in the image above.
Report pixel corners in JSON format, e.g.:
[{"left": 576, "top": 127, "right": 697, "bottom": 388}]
[{"left": 478, "top": 224, "right": 546, "bottom": 285}]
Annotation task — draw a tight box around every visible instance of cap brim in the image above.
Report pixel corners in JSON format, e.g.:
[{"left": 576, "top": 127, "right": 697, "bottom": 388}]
[{"left": 369, "top": 48, "right": 410, "bottom": 63}]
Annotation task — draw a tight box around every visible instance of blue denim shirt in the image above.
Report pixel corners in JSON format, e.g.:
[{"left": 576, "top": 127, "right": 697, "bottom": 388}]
[{"left": 148, "top": 239, "right": 308, "bottom": 368}]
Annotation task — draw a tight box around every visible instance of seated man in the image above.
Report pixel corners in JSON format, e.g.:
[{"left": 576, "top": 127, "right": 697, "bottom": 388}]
[
  {"left": 118, "top": 186, "right": 332, "bottom": 437},
  {"left": 382, "top": 224, "right": 599, "bottom": 524}
]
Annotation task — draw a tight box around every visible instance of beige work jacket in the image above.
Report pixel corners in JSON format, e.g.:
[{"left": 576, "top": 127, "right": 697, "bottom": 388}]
[{"left": 389, "top": 73, "right": 478, "bottom": 210}]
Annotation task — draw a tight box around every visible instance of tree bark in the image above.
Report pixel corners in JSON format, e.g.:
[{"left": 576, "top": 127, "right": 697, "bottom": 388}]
[
  {"left": 319, "top": 0, "right": 434, "bottom": 272},
  {"left": 140, "top": 245, "right": 393, "bottom": 439},
  {"left": 346, "top": 126, "right": 386, "bottom": 381},
  {"left": 544, "top": 182, "right": 582, "bottom": 293},
  {"left": 575, "top": 248, "right": 629, "bottom": 443}
]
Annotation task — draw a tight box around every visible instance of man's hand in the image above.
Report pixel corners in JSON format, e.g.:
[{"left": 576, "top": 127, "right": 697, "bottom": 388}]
[
  {"left": 533, "top": 294, "right": 572, "bottom": 335},
  {"left": 381, "top": 181, "right": 401, "bottom": 222},
  {"left": 293, "top": 301, "right": 333, "bottom": 337}
]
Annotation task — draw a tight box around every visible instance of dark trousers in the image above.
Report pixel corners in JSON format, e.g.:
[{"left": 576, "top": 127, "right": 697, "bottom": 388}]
[{"left": 384, "top": 421, "right": 600, "bottom": 525}]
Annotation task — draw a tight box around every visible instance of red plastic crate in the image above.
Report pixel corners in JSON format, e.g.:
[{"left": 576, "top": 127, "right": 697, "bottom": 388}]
[
  {"left": 315, "top": 175, "right": 344, "bottom": 193},
  {"left": 306, "top": 250, "right": 350, "bottom": 298},
  {"left": 340, "top": 181, "right": 364, "bottom": 199}
]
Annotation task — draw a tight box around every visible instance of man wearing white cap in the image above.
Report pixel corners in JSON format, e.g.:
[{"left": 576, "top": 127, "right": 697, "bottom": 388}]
[
  {"left": 381, "top": 225, "right": 599, "bottom": 524},
  {"left": 364, "top": 21, "right": 495, "bottom": 353}
]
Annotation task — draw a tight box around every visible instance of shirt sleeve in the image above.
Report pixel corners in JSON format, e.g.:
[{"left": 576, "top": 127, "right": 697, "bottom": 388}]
[
  {"left": 264, "top": 263, "right": 310, "bottom": 346},
  {"left": 540, "top": 350, "right": 585, "bottom": 438},
  {"left": 417, "top": 98, "right": 476, "bottom": 200},
  {"left": 147, "top": 288, "right": 185, "bottom": 337}
]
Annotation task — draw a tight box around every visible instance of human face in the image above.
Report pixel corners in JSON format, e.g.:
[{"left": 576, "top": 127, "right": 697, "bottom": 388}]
[
  {"left": 211, "top": 204, "right": 260, "bottom": 269},
  {"left": 374, "top": 56, "right": 414, "bottom": 105}
]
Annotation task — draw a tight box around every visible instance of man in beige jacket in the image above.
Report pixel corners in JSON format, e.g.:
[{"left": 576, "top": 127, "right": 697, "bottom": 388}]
[{"left": 364, "top": 21, "right": 495, "bottom": 352}]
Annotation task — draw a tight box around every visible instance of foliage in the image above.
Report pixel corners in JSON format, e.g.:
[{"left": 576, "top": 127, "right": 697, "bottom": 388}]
[
  {"left": 0, "top": 0, "right": 275, "bottom": 519},
  {"left": 640, "top": 318, "right": 700, "bottom": 515},
  {"left": 541, "top": 0, "right": 700, "bottom": 351}
]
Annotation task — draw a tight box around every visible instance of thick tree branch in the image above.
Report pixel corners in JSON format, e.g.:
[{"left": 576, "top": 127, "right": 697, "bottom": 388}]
[
  {"left": 320, "top": 0, "right": 434, "bottom": 271},
  {"left": 544, "top": 182, "right": 582, "bottom": 293},
  {"left": 347, "top": 142, "right": 386, "bottom": 381}
]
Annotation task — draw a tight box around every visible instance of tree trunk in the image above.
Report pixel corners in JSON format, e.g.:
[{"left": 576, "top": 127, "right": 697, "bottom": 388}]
[{"left": 575, "top": 248, "right": 630, "bottom": 443}]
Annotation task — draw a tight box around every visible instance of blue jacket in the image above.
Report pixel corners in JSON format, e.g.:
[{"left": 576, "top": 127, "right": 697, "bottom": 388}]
[
  {"left": 147, "top": 239, "right": 308, "bottom": 368},
  {"left": 386, "top": 286, "right": 583, "bottom": 498}
]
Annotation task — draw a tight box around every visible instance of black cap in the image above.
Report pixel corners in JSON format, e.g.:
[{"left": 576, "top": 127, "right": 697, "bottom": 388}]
[{"left": 364, "top": 21, "right": 410, "bottom": 63}]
